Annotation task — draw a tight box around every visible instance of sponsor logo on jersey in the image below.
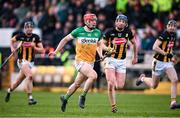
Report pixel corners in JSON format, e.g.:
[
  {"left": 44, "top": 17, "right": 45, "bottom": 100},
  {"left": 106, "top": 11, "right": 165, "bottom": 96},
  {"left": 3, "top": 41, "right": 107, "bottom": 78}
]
[
  {"left": 113, "top": 37, "right": 126, "bottom": 45},
  {"left": 168, "top": 37, "right": 175, "bottom": 48},
  {"left": 78, "top": 37, "right": 98, "bottom": 44}
]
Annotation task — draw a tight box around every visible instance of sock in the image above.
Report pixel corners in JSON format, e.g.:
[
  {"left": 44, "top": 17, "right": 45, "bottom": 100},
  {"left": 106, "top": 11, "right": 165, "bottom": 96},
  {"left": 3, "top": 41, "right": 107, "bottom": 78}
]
[
  {"left": 112, "top": 104, "right": 117, "bottom": 110},
  {"left": 64, "top": 94, "right": 72, "bottom": 101},
  {"left": 171, "top": 98, "right": 176, "bottom": 105},
  {"left": 28, "top": 93, "right": 33, "bottom": 100},
  {"left": 81, "top": 91, "right": 88, "bottom": 97},
  {"left": 7, "top": 88, "right": 11, "bottom": 93}
]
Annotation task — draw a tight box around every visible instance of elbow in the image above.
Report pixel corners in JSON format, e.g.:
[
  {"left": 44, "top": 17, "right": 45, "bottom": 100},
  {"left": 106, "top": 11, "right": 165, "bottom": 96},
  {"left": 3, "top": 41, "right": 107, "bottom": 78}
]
[{"left": 152, "top": 45, "right": 156, "bottom": 51}]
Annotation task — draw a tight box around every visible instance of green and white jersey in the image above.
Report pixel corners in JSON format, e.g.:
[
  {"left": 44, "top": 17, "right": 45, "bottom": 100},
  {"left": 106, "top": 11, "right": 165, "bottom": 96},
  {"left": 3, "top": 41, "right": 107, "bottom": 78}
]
[{"left": 70, "top": 27, "right": 101, "bottom": 62}]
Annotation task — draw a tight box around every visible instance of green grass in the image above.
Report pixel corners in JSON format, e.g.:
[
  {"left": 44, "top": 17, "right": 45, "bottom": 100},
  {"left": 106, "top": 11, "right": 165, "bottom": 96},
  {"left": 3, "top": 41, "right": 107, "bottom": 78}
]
[{"left": 0, "top": 91, "right": 180, "bottom": 118}]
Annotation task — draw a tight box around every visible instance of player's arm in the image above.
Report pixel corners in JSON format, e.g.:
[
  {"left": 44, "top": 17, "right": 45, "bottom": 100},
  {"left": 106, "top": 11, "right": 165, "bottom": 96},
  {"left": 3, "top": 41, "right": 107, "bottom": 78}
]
[
  {"left": 153, "top": 39, "right": 166, "bottom": 55},
  {"left": 96, "top": 40, "right": 103, "bottom": 58},
  {"left": 101, "top": 38, "right": 114, "bottom": 53},
  {"left": 54, "top": 34, "right": 74, "bottom": 54},
  {"left": 34, "top": 42, "right": 45, "bottom": 54},
  {"left": 129, "top": 37, "right": 138, "bottom": 64},
  {"left": 10, "top": 36, "right": 17, "bottom": 53}
]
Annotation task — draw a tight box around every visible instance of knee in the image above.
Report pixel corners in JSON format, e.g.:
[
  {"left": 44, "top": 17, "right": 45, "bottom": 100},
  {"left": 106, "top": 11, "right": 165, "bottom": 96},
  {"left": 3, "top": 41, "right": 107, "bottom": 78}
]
[
  {"left": 116, "top": 83, "right": 125, "bottom": 89},
  {"left": 28, "top": 73, "right": 33, "bottom": 80},
  {"left": 116, "top": 81, "right": 125, "bottom": 89},
  {"left": 107, "top": 81, "right": 115, "bottom": 92},
  {"left": 89, "top": 72, "right": 97, "bottom": 81},
  {"left": 171, "top": 79, "right": 178, "bottom": 84}
]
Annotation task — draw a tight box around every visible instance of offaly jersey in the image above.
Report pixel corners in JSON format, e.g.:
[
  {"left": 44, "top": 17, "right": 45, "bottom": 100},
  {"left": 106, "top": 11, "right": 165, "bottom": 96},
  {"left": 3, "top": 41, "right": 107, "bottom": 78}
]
[
  {"left": 154, "top": 30, "right": 176, "bottom": 62},
  {"left": 103, "top": 28, "right": 134, "bottom": 59},
  {"left": 13, "top": 33, "right": 41, "bottom": 62},
  {"left": 71, "top": 27, "right": 101, "bottom": 62}
]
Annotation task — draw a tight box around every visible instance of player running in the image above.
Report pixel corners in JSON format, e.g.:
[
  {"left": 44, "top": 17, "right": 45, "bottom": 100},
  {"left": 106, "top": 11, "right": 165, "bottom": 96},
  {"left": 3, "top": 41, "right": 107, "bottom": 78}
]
[
  {"left": 5, "top": 21, "right": 44, "bottom": 105},
  {"left": 136, "top": 20, "right": 180, "bottom": 109},
  {"left": 102, "top": 14, "right": 138, "bottom": 112},
  {"left": 49, "top": 13, "right": 103, "bottom": 112}
]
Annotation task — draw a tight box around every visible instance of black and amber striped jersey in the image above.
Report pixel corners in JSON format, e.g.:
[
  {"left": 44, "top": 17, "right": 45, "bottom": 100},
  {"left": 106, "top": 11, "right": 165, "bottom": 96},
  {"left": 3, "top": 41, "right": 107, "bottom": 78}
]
[
  {"left": 14, "top": 33, "right": 41, "bottom": 62},
  {"left": 154, "top": 30, "right": 176, "bottom": 62},
  {"left": 103, "top": 28, "right": 134, "bottom": 59}
]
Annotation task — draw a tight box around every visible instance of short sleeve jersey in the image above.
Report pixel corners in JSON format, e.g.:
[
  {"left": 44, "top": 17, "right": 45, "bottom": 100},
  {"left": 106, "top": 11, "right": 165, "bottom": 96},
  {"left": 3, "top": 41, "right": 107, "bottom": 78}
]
[
  {"left": 154, "top": 30, "right": 176, "bottom": 62},
  {"left": 70, "top": 27, "right": 101, "bottom": 62},
  {"left": 14, "top": 33, "right": 41, "bottom": 62},
  {"left": 103, "top": 27, "right": 134, "bottom": 59}
]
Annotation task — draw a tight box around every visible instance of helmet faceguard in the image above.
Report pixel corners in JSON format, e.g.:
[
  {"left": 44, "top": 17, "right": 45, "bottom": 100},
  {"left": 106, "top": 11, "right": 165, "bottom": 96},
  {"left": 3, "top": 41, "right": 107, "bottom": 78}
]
[
  {"left": 166, "top": 20, "right": 177, "bottom": 33},
  {"left": 115, "top": 14, "right": 128, "bottom": 30},
  {"left": 83, "top": 13, "right": 97, "bottom": 29},
  {"left": 24, "top": 21, "right": 33, "bottom": 35}
]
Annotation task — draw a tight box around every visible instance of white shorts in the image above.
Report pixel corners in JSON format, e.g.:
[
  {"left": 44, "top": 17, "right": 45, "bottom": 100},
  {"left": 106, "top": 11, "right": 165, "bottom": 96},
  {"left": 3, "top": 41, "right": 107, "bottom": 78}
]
[
  {"left": 74, "top": 61, "right": 94, "bottom": 71},
  {"left": 104, "top": 57, "right": 126, "bottom": 73},
  {"left": 152, "top": 59, "right": 174, "bottom": 76},
  {"left": 17, "top": 59, "right": 34, "bottom": 69}
]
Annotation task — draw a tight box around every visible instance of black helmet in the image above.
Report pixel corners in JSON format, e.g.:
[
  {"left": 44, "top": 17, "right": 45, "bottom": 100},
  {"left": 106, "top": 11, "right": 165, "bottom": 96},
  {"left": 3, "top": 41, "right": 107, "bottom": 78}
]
[
  {"left": 116, "top": 14, "right": 128, "bottom": 22},
  {"left": 167, "top": 20, "right": 176, "bottom": 26}
]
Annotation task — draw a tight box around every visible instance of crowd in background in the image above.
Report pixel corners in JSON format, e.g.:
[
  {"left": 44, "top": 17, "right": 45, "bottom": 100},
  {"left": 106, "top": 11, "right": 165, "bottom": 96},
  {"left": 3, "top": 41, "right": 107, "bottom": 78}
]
[{"left": 0, "top": 0, "right": 180, "bottom": 54}]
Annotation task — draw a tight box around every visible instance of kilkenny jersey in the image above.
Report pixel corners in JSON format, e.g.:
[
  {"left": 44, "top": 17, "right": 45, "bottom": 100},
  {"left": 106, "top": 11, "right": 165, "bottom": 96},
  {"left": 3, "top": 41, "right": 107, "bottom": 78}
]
[
  {"left": 154, "top": 30, "right": 176, "bottom": 62},
  {"left": 13, "top": 33, "right": 41, "bottom": 62},
  {"left": 71, "top": 27, "right": 101, "bottom": 62},
  {"left": 103, "top": 28, "right": 134, "bottom": 59}
]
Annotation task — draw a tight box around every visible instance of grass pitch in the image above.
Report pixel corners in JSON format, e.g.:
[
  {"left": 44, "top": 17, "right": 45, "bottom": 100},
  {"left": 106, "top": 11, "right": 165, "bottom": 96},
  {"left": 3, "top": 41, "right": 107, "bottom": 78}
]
[{"left": 0, "top": 91, "right": 180, "bottom": 118}]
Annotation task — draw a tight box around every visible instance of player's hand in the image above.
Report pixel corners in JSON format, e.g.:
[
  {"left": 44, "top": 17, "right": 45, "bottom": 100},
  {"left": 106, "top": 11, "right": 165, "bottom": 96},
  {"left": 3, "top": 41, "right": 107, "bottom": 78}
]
[
  {"left": 166, "top": 53, "right": 173, "bottom": 58},
  {"left": 10, "top": 47, "right": 15, "bottom": 53},
  {"left": 30, "top": 42, "right": 36, "bottom": 47},
  {"left": 105, "top": 47, "right": 115, "bottom": 55},
  {"left": 48, "top": 52, "right": 56, "bottom": 59},
  {"left": 172, "top": 56, "right": 179, "bottom": 64},
  {"left": 132, "top": 57, "right": 138, "bottom": 65},
  {"left": 99, "top": 55, "right": 105, "bottom": 61}
]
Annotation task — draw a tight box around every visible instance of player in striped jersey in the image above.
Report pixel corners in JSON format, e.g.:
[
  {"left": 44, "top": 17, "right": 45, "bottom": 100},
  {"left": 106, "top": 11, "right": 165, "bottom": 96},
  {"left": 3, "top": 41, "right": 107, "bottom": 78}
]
[
  {"left": 5, "top": 21, "right": 44, "bottom": 105},
  {"left": 136, "top": 20, "right": 180, "bottom": 109},
  {"left": 102, "top": 14, "right": 138, "bottom": 112}
]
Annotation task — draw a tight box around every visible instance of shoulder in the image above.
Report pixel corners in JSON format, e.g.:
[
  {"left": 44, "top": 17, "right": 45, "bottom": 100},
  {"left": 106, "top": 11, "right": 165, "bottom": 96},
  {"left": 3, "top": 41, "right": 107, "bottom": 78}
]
[
  {"left": 93, "top": 28, "right": 101, "bottom": 35},
  {"left": 160, "top": 30, "right": 167, "bottom": 36},
  {"left": 93, "top": 28, "right": 101, "bottom": 32},
  {"left": 15, "top": 33, "right": 25, "bottom": 39},
  {"left": 124, "top": 27, "right": 132, "bottom": 34},
  {"left": 32, "top": 33, "right": 40, "bottom": 39},
  {"left": 32, "top": 33, "right": 41, "bottom": 42},
  {"left": 158, "top": 30, "right": 167, "bottom": 40}
]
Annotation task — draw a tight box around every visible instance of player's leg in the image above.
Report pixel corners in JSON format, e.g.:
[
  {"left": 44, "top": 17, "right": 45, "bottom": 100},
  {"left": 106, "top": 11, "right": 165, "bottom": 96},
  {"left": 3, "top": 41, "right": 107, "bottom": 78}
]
[
  {"left": 105, "top": 68, "right": 116, "bottom": 112},
  {"left": 137, "top": 74, "right": 160, "bottom": 89},
  {"left": 111, "top": 60, "right": 126, "bottom": 113},
  {"left": 165, "top": 67, "right": 180, "bottom": 109},
  {"left": 60, "top": 72, "right": 86, "bottom": 112},
  {"left": 115, "top": 60, "right": 126, "bottom": 89},
  {"left": 78, "top": 63, "right": 97, "bottom": 109},
  {"left": 21, "top": 63, "right": 37, "bottom": 105},
  {"left": 64, "top": 72, "right": 86, "bottom": 101},
  {"left": 136, "top": 60, "right": 161, "bottom": 88},
  {"left": 5, "top": 70, "right": 25, "bottom": 102}
]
